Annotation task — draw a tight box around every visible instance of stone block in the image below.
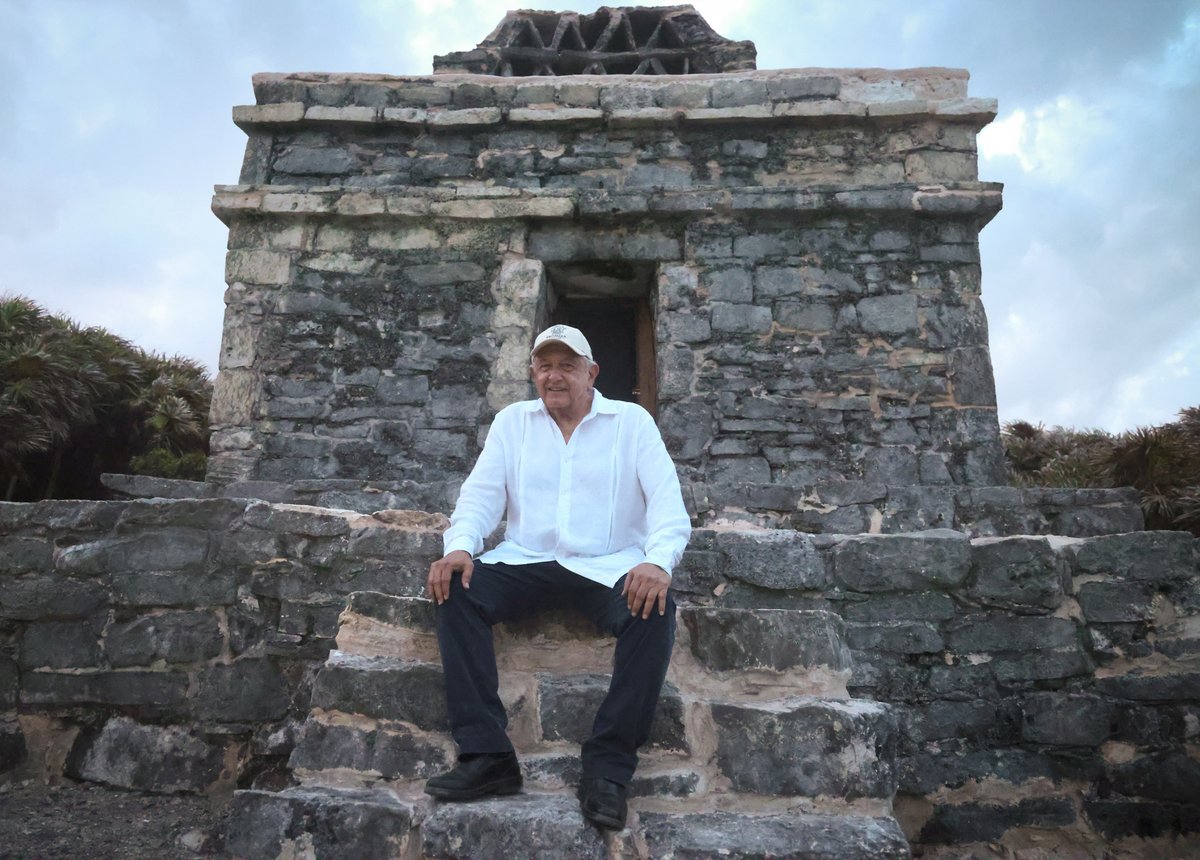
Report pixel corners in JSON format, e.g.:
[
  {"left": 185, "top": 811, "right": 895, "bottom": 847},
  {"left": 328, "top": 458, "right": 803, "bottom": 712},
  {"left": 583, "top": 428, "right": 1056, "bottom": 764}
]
[
  {"left": 846, "top": 622, "right": 943, "bottom": 654},
  {"left": 110, "top": 569, "right": 236, "bottom": 608},
  {"left": 1108, "top": 751, "right": 1200, "bottom": 804},
  {"left": 898, "top": 747, "right": 1054, "bottom": 795},
  {"left": 538, "top": 675, "right": 687, "bottom": 751},
  {"left": 195, "top": 659, "right": 291, "bottom": 721},
  {"left": 776, "top": 301, "right": 836, "bottom": 331},
  {"left": 658, "top": 310, "right": 711, "bottom": 343},
  {"left": 1072, "top": 531, "right": 1195, "bottom": 581},
  {"left": 829, "top": 530, "right": 971, "bottom": 592},
  {"left": 242, "top": 502, "right": 352, "bottom": 537},
  {"left": 1020, "top": 692, "right": 1113, "bottom": 746},
  {"left": 919, "top": 797, "right": 1076, "bottom": 844},
  {"left": 1083, "top": 797, "right": 1200, "bottom": 839},
  {"left": 712, "top": 698, "right": 896, "bottom": 798},
  {"left": 21, "top": 671, "right": 188, "bottom": 709},
  {"left": 0, "top": 536, "right": 53, "bottom": 572},
  {"left": 405, "top": 262, "right": 486, "bottom": 287},
  {"left": 273, "top": 146, "right": 356, "bottom": 175},
  {"left": 57, "top": 529, "right": 210, "bottom": 575},
  {"left": 105, "top": 610, "right": 223, "bottom": 666},
  {"left": 906, "top": 699, "right": 1021, "bottom": 745},
  {"left": 19, "top": 620, "right": 101, "bottom": 669},
  {"left": 839, "top": 591, "right": 958, "bottom": 623},
  {"left": 969, "top": 536, "right": 1068, "bottom": 610},
  {"left": 640, "top": 811, "right": 910, "bottom": 859},
  {"left": 1077, "top": 580, "right": 1156, "bottom": 623},
  {"left": 421, "top": 794, "right": 606, "bottom": 860},
  {"left": 767, "top": 75, "right": 841, "bottom": 100},
  {"left": 715, "top": 529, "right": 829, "bottom": 590},
  {"left": 711, "top": 78, "right": 768, "bottom": 108},
  {"left": 289, "top": 719, "right": 451, "bottom": 779},
  {"left": 949, "top": 346, "right": 997, "bottom": 406},
  {"left": 857, "top": 294, "right": 917, "bottom": 334},
  {"left": 943, "top": 613, "right": 1078, "bottom": 652},
  {"left": 704, "top": 266, "right": 753, "bottom": 302},
  {"left": 226, "top": 787, "right": 418, "bottom": 860},
  {"left": 65, "top": 717, "right": 227, "bottom": 793},
  {"left": 711, "top": 302, "right": 772, "bottom": 334},
  {"left": 310, "top": 654, "right": 446, "bottom": 729},
  {"left": 226, "top": 249, "right": 291, "bottom": 285},
  {"left": 1097, "top": 671, "right": 1200, "bottom": 701},
  {"left": 683, "top": 607, "right": 852, "bottom": 672}
]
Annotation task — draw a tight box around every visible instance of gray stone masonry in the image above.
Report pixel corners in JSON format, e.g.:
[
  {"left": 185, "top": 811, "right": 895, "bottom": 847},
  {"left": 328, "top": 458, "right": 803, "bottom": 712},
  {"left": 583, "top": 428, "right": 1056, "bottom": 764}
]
[
  {"left": 2, "top": 496, "right": 1198, "bottom": 853},
  {"left": 208, "top": 64, "right": 1008, "bottom": 502}
]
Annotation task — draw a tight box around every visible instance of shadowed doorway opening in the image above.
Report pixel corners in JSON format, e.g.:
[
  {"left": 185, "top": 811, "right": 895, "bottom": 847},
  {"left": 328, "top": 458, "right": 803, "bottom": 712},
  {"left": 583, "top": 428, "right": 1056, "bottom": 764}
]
[{"left": 545, "top": 262, "right": 657, "bottom": 417}]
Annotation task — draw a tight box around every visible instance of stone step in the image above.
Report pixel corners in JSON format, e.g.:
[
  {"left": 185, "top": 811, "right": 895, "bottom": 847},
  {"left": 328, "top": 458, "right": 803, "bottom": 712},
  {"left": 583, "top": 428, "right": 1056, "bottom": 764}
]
[
  {"left": 226, "top": 785, "right": 911, "bottom": 860},
  {"left": 334, "top": 591, "right": 853, "bottom": 697},
  {"left": 290, "top": 681, "right": 896, "bottom": 802}
]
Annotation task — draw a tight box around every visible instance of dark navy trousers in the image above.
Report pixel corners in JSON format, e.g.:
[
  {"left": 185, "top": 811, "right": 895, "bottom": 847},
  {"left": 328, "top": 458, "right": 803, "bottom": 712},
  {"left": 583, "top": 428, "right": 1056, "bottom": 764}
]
[{"left": 435, "top": 559, "right": 676, "bottom": 786}]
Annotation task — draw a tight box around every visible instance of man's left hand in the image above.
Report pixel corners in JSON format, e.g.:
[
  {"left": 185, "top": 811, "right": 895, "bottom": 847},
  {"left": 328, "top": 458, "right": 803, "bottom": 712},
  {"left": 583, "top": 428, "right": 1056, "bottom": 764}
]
[{"left": 622, "top": 563, "right": 671, "bottom": 619}]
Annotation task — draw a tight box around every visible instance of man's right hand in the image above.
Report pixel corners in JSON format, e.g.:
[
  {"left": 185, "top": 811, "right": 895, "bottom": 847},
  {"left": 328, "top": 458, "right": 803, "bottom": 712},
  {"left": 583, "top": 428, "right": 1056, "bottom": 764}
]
[{"left": 427, "top": 550, "right": 474, "bottom": 605}]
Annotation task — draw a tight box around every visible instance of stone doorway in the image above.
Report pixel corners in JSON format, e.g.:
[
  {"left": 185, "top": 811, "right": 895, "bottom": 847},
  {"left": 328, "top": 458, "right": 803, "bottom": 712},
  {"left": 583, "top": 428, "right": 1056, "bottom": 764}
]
[{"left": 545, "top": 262, "right": 657, "bottom": 415}]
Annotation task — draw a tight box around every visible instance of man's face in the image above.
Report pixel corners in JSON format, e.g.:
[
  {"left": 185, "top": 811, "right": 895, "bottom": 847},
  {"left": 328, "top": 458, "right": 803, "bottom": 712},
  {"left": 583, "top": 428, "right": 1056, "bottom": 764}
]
[{"left": 531, "top": 342, "right": 599, "bottom": 416}]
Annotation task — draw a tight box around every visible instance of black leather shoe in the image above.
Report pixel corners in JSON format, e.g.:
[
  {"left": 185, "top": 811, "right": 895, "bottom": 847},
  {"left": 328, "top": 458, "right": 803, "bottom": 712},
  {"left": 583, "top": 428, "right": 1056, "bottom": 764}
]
[
  {"left": 577, "top": 777, "right": 628, "bottom": 830},
  {"left": 424, "top": 752, "right": 522, "bottom": 800}
]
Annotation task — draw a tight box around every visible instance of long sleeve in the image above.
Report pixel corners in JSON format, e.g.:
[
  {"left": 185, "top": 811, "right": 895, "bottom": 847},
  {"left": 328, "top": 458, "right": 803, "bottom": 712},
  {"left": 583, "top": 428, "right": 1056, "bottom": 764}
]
[
  {"left": 635, "top": 411, "right": 692, "bottom": 576},
  {"left": 442, "top": 411, "right": 511, "bottom": 557}
]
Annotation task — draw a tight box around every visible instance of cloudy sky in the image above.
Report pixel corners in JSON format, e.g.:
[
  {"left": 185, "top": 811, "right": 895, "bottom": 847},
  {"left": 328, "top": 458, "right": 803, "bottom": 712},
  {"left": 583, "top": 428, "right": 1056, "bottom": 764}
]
[{"left": 2, "top": 0, "right": 1197, "bottom": 433}]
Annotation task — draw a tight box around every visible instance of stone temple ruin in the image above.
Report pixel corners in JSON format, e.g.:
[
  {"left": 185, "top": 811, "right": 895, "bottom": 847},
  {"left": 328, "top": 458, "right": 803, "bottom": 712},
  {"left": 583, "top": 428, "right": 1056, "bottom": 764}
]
[{"left": 3, "top": 6, "right": 1198, "bottom": 858}]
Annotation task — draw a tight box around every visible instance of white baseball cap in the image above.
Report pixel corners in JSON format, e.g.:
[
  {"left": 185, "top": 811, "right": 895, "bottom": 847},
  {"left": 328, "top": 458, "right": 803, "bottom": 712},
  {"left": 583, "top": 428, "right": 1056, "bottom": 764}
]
[{"left": 531, "top": 324, "right": 594, "bottom": 362}]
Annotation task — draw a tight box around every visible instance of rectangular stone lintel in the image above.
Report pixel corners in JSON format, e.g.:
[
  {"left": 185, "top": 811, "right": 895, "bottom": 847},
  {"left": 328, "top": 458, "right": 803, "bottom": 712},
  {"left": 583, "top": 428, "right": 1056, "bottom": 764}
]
[{"left": 232, "top": 103, "right": 305, "bottom": 128}]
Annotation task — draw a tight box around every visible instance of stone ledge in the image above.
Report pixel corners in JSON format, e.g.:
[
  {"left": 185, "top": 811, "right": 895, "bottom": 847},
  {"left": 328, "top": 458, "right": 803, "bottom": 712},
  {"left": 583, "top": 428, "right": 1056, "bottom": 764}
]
[
  {"left": 212, "top": 182, "right": 1003, "bottom": 224},
  {"left": 232, "top": 95, "right": 995, "bottom": 131}
]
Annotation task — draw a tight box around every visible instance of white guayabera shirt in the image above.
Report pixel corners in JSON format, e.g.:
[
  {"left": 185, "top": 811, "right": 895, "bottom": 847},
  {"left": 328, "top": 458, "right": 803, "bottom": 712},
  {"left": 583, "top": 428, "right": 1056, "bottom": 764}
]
[{"left": 442, "top": 390, "right": 692, "bottom": 588}]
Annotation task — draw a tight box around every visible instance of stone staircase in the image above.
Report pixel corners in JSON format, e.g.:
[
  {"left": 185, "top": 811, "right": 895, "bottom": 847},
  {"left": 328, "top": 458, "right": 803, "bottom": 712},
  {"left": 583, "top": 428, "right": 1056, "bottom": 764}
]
[{"left": 227, "top": 591, "right": 911, "bottom": 859}]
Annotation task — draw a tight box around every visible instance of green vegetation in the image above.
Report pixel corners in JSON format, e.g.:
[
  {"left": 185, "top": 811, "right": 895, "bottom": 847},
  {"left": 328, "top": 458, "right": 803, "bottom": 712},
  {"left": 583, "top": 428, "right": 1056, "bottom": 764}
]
[
  {"left": 0, "top": 295, "right": 211, "bottom": 501},
  {"left": 1003, "top": 407, "right": 1200, "bottom": 535}
]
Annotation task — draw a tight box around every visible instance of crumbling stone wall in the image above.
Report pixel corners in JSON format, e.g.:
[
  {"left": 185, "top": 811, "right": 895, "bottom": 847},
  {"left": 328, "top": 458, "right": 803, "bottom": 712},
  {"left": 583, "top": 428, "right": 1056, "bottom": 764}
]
[
  {"left": 0, "top": 498, "right": 441, "bottom": 793},
  {"left": 3, "top": 498, "right": 1196, "bottom": 851},
  {"left": 209, "top": 68, "right": 1006, "bottom": 500}
]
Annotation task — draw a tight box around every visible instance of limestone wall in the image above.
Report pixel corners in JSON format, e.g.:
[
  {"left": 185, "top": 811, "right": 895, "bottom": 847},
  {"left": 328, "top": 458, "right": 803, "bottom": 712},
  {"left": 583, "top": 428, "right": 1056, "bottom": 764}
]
[
  {"left": 209, "top": 68, "right": 1006, "bottom": 493},
  {"left": 2, "top": 497, "right": 1196, "bottom": 851}
]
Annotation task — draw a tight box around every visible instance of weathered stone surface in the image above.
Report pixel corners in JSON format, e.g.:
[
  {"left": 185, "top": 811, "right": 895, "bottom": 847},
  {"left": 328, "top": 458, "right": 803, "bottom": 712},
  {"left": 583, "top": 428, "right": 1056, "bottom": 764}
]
[
  {"left": 682, "top": 607, "right": 852, "bottom": 672},
  {"left": 422, "top": 794, "right": 606, "bottom": 860},
  {"left": 104, "top": 610, "right": 223, "bottom": 666},
  {"left": 943, "top": 613, "right": 1078, "bottom": 652},
  {"left": 640, "top": 811, "right": 910, "bottom": 859},
  {"left": 969, "top": 536, "right": 1068, "bottom": 609},
  {"left": 897, "top": 748, "right": 1056, "bottom": 795},
  {"left": 1096, "top": 671, "right": 1200, "bottom": 701},
  {"left": 0, "top": 657, "right": 16, "bottom": 710},
  {"left": 195, "top": 659, "right": 291, "bottom": 721},
  {"left": 0, "top": 574, "right": 107, "bottom": 620},
  {"left": 919, "top": 797, "right": 1076, "bottom": 843},
  {"left": 19, "top": 620, "right": 101, "bottom": 669},
  {"left": 310, "top": 654, "right": 446, "bottom": 729},
  {"left": 1108, "top": 751, "right": 1200, "bottom": 804},
  {"left": 838, "top": 592, "right": 957, "bottom": 623},
  {"left": 538, "top": 675, "right": 687, "bottom": 751},
  {"left": 1077, "top": 580, "right": 1156, "bottom": 622},
  {"left": 1020, "top": 692, "right": 1112, "bottom": 746},
  {"left": 846, "top": 621, "right": 943, "bottom": 654},
  {"left": 64, "top": 717, "right": 227, "bottom": 793},
  {"left": 1083, "top": 797, "right": 1200, "bottom": 839},
  {"left": 712, "top": 698, "right": 896, "bottom": 798},
  {"left": 21, "top": 671, "right": 189, "bottom": 709},
  {"left": 715, "top": 529, "right": 829, "bottom": 590},
  {"left": 829, "top": 530, "right": 971, "bottom": 592},
  {"left": 226, "top": 787, "right": 417, "bottom": 860},
  {"left": 1072, "top": 531, "right": 1195, "bottom": 581},
  {"left": 289, "top": 719, "right": 451, "bottom": 779}
]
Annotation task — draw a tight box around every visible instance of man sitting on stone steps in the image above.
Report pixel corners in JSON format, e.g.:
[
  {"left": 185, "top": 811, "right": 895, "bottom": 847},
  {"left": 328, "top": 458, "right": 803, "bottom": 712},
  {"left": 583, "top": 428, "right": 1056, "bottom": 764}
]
[{"left": 424, "top": 324, "right": 692, "bottom": 830}]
